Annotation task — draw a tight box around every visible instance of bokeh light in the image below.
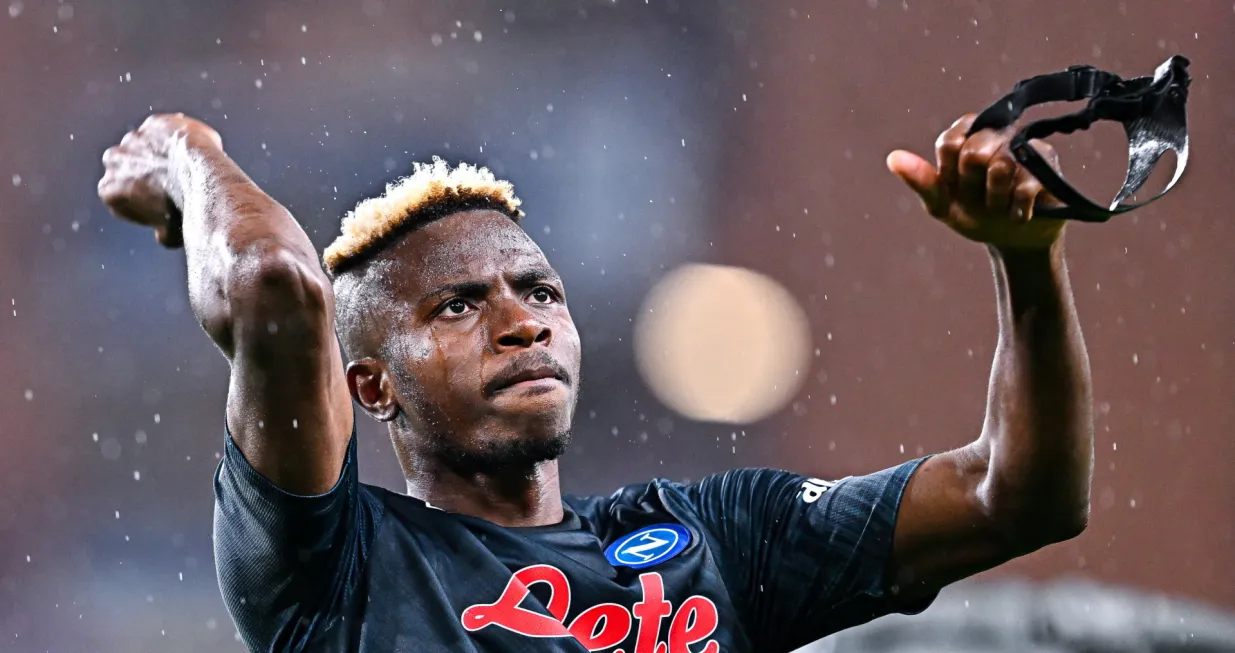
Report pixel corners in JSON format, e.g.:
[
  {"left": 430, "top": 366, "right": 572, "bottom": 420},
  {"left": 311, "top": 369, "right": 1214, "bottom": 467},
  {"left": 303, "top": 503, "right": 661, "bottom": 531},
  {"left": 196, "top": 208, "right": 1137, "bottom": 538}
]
[{"left": 634, "top": 263, "right": 811, "bottom": 424}]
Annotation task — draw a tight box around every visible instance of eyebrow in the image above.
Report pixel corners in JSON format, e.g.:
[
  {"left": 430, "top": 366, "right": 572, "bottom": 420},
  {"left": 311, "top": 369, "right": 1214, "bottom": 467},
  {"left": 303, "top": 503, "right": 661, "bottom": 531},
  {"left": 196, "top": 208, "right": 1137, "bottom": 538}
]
[
  {"left": 417, "top": 266, "right": 561, "bottom": 306},
  {"left": 510, "top": 265, "right": 562, "bottom": 287},
  {"left": 419, "top": 280, "right": 490, "bottom": 307}
]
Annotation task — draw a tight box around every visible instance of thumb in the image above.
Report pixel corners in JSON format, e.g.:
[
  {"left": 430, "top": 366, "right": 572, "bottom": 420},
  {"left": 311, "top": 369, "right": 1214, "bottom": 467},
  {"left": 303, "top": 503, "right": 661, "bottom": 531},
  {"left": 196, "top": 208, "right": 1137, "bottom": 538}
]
[{"left": 886, "top": 150, "right": 947, "bottom": 217}]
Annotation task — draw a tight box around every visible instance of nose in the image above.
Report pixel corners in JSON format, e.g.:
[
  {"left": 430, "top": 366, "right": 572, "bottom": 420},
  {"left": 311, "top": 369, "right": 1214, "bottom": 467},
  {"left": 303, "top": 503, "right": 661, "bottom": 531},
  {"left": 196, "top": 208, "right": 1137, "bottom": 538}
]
[{"left": 491, "top": 301, "right": 551, "bottom": 351}]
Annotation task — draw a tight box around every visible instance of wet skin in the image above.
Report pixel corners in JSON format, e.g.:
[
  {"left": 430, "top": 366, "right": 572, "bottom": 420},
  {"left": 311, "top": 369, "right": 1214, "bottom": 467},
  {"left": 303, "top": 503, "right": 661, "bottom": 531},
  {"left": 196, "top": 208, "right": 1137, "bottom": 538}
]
[{"left": 345, "top": 209, "right": 583, "bottom": 482}]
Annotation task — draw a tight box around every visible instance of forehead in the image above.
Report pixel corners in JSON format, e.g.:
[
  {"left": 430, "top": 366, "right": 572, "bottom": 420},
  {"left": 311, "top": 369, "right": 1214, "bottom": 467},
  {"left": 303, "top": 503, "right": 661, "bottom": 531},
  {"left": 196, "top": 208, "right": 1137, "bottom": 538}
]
[{"left": 384, "top": 210, "right": 551, "bottom": 294}]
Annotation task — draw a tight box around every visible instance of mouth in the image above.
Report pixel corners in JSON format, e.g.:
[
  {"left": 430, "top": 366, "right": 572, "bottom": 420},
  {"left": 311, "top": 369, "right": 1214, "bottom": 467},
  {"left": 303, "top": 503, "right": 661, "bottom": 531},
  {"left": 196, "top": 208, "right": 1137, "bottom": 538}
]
[{"left": 485, "top": 362, "right": 569, "bottom": 397}]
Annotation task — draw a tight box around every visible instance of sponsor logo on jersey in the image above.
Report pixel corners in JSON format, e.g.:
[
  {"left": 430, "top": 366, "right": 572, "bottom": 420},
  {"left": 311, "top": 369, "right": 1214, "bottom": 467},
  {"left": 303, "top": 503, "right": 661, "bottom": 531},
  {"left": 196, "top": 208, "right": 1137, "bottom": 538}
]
[
  {"left": 461, "top": 564, "right": 719, "bottom": 652},
  {"left": 798, "top": 477, "right": 840, "bottom": 504},
  {"left": 604, "top": 524, "right": 691, "bottom": 570}
]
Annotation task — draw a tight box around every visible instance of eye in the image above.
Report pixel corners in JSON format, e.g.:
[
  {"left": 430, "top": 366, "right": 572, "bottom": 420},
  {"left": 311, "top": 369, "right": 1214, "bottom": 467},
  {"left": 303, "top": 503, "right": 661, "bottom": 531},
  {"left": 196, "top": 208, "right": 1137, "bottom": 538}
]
[
  {"left": 439, "top": 298, "right": 474, "bottom": 317},
  {"left": 528, "top": 287, "right": 557, "bottom": 305}
]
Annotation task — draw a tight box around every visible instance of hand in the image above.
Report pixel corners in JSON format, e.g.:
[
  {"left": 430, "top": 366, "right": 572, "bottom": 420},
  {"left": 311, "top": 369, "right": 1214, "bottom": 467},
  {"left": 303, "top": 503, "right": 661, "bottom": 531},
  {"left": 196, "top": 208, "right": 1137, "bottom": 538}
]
[
  {"left": 886, "top": 113, "right": 1065, "bottom": 251},
  {"left": 98, "top": 114, "right": 223, "bottom": 248}
]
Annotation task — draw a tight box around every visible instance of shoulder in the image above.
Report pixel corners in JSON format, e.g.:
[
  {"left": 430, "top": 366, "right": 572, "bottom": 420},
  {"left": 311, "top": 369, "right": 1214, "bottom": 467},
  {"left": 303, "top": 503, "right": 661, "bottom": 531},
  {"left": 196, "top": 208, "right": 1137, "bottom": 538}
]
[
  {"left": 565, "top": 469, "right": 814, "bottom": 525},
  {"left": 655, "top": 467, "right": 828, "bottom": 502}
]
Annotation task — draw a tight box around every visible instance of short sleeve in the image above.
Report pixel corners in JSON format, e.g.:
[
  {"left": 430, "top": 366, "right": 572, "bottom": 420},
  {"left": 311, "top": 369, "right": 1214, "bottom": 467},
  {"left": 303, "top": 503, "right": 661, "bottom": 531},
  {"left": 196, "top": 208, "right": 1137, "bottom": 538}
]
[
  {"left": 212, "top": 422, "right": 382, "bottom": 652},
  {"left": 681, "top": 459, "right": 932, "bottom": 651}
]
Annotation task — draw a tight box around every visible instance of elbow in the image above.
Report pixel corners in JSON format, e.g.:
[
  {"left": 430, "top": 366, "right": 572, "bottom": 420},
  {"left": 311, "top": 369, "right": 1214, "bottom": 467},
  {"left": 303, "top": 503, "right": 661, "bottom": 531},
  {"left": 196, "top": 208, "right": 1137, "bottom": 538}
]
[
  {"left": 984, "top": 484, "right": 1090, "bottom": 554},
  {"left": 1032, "top": 506, "right": 1089, "bottom": 546}
]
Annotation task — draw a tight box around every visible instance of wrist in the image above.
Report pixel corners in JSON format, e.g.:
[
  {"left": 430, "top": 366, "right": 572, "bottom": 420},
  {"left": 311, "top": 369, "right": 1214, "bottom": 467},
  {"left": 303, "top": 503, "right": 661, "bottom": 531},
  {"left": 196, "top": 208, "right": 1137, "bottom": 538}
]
[
  {"left": 988, "top": 237, "right": 1065, "bottom": 267},
  {"left": 988, "top": 239, "right": 1069, "bottom": 314},
  {"left": 166, "top": 132, "right": 227, "bottom": 210}
]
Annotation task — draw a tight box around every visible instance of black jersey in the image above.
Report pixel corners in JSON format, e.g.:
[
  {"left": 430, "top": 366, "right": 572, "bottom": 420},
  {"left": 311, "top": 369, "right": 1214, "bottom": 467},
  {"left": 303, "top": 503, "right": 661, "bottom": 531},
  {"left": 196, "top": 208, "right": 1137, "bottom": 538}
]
[{"left": 214, "top": 424, "right": 934, "bottom": 653}]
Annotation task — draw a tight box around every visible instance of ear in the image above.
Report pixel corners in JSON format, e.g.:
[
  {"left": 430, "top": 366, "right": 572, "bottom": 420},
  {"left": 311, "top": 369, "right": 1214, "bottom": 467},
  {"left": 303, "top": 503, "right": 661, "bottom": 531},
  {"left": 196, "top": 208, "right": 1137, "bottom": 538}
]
[{"left": 346, "top": 358, "right": 401, "bottom": 423}]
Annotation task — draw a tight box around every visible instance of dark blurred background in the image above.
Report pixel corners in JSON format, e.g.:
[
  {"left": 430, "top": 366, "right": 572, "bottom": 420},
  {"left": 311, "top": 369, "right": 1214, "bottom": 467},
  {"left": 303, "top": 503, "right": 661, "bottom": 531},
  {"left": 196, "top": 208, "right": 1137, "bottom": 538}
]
[{"left": 1, "top": 1, "right": 1232, "bottom": 651}]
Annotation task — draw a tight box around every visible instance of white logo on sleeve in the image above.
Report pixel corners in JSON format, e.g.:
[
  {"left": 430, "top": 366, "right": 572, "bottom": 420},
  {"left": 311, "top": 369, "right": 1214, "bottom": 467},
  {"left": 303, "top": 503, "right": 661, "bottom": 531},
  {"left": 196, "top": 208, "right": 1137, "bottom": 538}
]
[{"left": 799, "top": 477, "right": 840, "bottom": 504}]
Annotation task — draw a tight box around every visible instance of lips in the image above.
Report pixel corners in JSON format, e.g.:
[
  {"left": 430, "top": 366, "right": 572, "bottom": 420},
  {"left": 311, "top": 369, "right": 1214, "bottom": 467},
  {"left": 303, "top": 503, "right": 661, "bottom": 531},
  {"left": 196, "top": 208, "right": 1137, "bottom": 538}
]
[{"left": 484, "top": 355, "right": 570, "bottom": 397}]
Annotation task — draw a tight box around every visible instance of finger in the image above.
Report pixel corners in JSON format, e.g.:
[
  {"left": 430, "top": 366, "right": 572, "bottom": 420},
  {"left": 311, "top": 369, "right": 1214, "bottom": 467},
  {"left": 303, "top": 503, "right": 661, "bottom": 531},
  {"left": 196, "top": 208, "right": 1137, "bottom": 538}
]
[
  {"left": 102, "top": 146, "right": 123, "bottom": 166},
  {"left": 957, "top": 128, "right": 1008, "bottom": 206},
  {"left": 97, "top": 177, "right": 119, "bottom": 208},
  {"left": 985, "top": 146, "right": 1018, "bottom": 214},
  {"left": 1011, "top": 167, "right": 1045, "bottom": 222},
  {"left": 140, "top": 114, "right": 166, "bottom": 131},
  {"left": 120, "top": 130, "right": 141, "bottom": 148},
  {"left": 886, "top": 150, "right": 947, "bottom": 217},
  {"left": 935, "top": 113, "right": 976, "bottom": 196}
]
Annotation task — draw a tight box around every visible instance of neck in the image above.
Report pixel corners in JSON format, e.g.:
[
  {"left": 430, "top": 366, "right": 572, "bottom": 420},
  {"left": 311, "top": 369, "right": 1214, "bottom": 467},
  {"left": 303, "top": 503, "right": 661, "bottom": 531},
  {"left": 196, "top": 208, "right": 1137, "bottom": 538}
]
[{"left": 401, "top": 450, "right": 565, "bottom": 528}]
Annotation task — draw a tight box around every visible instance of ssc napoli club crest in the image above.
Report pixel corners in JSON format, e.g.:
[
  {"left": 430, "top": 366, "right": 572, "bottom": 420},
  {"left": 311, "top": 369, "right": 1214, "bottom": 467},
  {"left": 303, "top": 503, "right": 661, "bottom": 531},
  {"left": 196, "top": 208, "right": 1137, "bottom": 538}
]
[{"left": 604, "top": 524, "right": 691, "bottom": 569}]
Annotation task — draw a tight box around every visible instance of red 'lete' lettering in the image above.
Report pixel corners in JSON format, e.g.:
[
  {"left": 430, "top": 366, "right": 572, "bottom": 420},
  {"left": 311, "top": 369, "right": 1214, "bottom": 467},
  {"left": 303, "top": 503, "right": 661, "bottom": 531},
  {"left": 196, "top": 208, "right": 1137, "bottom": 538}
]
[{"left": 461, "top": 564, "right": 720, "bottom": 652}]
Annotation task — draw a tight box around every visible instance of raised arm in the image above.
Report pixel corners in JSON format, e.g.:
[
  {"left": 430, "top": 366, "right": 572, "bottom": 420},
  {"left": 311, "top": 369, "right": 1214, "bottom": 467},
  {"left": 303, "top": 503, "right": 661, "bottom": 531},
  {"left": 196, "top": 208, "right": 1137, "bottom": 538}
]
[
  {"left": 883, "top": 114, "right": 1094, "bottom": 601},
  {"left": 99, "top": 114, "right": 353, "bottom": 495}
]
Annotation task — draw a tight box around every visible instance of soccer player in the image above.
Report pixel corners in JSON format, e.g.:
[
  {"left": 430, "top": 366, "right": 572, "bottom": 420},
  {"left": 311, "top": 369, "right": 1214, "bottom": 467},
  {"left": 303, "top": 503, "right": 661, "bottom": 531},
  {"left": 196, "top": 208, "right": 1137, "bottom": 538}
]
[{"left": 97, "top": 111, "right": 1092, "bottom": 653}]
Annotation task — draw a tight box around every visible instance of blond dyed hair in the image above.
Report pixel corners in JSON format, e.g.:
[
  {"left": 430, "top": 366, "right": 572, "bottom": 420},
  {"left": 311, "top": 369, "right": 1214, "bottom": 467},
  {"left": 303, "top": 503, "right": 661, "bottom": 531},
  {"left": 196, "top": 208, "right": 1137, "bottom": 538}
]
[{"left": 323, "top": 157, "right": 524, "bottom": 276}]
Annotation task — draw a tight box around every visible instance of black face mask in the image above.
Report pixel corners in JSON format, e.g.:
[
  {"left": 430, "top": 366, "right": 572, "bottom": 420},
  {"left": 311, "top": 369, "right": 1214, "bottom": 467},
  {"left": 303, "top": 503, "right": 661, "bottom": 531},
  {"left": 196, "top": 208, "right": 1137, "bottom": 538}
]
[{"left": 968, "top": 55, "right": 1191, "bottom": 223}]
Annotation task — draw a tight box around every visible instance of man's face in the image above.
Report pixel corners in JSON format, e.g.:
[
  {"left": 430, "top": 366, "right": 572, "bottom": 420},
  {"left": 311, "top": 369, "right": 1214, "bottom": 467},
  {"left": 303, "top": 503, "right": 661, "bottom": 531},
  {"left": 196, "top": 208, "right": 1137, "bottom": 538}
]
[{"left": 373, "top": 210, "right": 581, "bottom": 472}]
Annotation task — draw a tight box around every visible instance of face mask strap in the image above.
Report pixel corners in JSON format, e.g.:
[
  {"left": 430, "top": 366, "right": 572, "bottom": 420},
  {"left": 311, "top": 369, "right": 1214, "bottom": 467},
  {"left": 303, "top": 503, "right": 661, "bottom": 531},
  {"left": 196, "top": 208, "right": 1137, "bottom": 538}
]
[{"left": 968, "top": 55, "right": 1191, "bottom": 223}]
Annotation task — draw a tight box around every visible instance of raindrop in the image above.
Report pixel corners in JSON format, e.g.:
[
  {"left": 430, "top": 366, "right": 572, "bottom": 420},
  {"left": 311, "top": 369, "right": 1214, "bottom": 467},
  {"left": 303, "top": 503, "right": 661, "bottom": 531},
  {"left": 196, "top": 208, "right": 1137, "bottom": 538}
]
[
  {"left": 23, "top": 389, "right": 33, "bottom": 401},
  {"left": 8, "top": 2, "right": 22, "bottom": 18}
]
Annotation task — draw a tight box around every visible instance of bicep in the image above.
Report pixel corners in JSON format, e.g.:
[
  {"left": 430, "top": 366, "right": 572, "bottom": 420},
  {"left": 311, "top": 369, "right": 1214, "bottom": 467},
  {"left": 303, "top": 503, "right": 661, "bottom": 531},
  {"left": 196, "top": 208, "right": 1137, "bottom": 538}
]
[
  {"left": 889, "top": 445, "right": 1013, "bottom": 602},
  {"left": 224, "top": 248, "right": 353, "bottom": 496}
]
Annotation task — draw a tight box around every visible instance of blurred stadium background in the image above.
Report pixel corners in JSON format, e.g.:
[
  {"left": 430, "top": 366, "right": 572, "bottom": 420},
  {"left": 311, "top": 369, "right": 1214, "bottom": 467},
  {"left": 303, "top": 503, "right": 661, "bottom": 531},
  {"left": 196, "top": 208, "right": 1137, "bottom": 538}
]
[{"left": 1, "top": 1, "right": 1234, "bottom": 651}]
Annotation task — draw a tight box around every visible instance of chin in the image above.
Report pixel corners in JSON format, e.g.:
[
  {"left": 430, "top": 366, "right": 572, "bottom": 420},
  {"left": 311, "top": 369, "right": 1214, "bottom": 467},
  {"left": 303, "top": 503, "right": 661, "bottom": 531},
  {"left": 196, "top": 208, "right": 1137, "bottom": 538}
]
[{"left": 441, "top": 428, "right": 572, "bottom": 476}]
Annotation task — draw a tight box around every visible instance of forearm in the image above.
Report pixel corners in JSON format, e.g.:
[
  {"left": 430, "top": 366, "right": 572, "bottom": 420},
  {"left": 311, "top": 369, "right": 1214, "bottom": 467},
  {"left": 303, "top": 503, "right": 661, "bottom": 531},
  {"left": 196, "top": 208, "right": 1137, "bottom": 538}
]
[
  {"left": 169, "top": 137, "right": 328, "bottom": 356},
  {"left": 975, "top": 241, "right": 1093, "bottom": 547}
]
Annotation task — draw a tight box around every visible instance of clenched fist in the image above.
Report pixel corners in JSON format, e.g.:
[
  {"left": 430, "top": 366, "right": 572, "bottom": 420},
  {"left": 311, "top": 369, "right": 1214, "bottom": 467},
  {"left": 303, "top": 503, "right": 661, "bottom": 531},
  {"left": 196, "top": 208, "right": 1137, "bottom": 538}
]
[
  {"left": 98, "top": 113, "right": 223, "bottom": 248},
  {"left": 887, "top": 113, "right": 1065, "bottom": 251}
]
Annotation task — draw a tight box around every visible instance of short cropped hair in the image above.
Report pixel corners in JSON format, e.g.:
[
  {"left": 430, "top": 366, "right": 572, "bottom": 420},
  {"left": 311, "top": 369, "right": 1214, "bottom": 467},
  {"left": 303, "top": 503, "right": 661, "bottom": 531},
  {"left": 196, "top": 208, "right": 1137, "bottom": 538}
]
[{"left": 323, "top": 157, "right": 524, "bottom": 277}]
